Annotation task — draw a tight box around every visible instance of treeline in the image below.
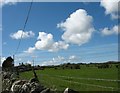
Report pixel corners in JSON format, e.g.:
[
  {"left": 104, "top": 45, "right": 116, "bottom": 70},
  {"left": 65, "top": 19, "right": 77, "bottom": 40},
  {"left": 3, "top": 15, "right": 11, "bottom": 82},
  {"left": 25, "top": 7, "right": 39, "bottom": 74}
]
[
  {"left": 15, "top": 63, "right": 44, "bottom": 72},
  {"left": 42, "top": 61, "right": 120, "bottom": 70},
  {"left": 17, "top": 61, "right": 120, "bottom": 72},
  {"left": 2, "top": 56, "right": 120, "bottom": 73}
]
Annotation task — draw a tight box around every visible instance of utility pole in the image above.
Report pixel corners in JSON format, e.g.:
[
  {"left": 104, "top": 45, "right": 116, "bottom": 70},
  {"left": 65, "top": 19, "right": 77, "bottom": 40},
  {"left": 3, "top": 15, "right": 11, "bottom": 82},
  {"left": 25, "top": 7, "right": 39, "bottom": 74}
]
[
  {"left": 32, "top": 58, "right": 39, "bottom": 82},
  {"left": 12, "top": 55, "right": 19, "bottom": 78},
  {"left": 33, "top": 59, "right": 34, "bottom": 67}
]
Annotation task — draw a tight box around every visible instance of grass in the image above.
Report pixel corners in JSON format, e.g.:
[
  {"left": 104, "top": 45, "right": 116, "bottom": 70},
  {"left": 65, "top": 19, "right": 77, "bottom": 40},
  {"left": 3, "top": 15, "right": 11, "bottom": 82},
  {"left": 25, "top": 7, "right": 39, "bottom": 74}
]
[{"left": 19, "top": 65, "right": 119, "bottom": 92}]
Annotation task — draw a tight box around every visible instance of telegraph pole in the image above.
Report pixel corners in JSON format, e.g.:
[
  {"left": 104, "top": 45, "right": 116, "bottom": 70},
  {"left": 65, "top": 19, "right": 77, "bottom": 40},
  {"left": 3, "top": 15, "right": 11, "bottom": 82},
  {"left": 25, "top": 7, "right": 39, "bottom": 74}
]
[
  {"left": 32, "top": 57, "right": 39, "bottom": 82},
  {"left": 33, "top": 59, "right": 34, "bottom": 67}
]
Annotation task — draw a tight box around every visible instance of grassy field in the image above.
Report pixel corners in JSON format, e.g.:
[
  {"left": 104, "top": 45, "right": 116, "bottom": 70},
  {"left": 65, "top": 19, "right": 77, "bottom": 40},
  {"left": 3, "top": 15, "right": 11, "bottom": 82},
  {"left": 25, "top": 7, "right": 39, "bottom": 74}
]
[{"left": 19, "top": 65, "right": 119, "bottom": 92}]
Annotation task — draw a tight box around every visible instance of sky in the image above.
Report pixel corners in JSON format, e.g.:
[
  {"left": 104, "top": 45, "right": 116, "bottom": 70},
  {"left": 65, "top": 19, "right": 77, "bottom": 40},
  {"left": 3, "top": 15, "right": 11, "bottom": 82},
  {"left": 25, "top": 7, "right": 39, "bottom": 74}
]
[{"left": 1, "top": 0, "right": 119, "bottom": 66}]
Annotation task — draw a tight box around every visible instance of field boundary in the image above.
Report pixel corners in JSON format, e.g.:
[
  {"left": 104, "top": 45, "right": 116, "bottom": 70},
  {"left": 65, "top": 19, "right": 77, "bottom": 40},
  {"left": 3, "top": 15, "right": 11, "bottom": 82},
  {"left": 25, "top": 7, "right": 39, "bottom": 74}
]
[
  {"left": 40, "top": 75, "right": 117, "bottom": 91},
  {"left": 39, "top": 74, "right": 119, "bottom": 91},
  {"left": 40, "top": 74, "right": 120, "bottom": 82}
]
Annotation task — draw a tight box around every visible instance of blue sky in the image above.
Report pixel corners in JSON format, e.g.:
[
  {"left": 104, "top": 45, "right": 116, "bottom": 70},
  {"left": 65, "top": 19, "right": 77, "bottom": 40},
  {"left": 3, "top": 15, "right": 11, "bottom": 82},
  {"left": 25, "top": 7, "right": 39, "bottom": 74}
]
[{"left": 2, "top": 2, "right": 119, "bottom": 66}]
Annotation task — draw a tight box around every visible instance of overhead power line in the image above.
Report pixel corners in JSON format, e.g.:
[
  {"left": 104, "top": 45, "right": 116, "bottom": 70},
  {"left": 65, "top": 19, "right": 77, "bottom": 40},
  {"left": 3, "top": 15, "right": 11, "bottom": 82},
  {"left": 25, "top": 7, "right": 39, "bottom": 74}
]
[{"left": 14, "top": 1, "right": 33, "bottom": 55}]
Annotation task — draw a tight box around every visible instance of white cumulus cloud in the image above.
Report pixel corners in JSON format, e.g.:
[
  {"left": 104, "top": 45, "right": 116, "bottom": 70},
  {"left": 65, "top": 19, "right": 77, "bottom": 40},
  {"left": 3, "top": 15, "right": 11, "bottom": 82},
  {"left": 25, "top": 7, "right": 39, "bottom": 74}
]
[
  {"left": 25, "top": 32, "right": 69, "bottom": 53},
  {"left": 57, "top": 9, "right": 95, "bottom": 45},
  {"left": 35, "top": 32, "right": 69, "bottom": 52},
  {"left": 49, "top": 41, "right": 69, "bottom": 52},
  {"left": 35, "top": 32, "right": 54, "bottom": 50},
  {"left": 101, "top": 25, "right": 119, "bottom": 36},
  {"left": 69, "top": 55, "right": 77, "bottom": 60},
  {"left": 42, "top": 56, "right": 65, "bottom": 66},
  {"left": 25, "top": 9, "right": 95, "bottom": 53},
  {"left": 24, "top": 47, "right": 35, "bottom": 54},
  {"left": 40, "top": 55, "right": 80, "bottom": 66},
  {"left": 40, "top": 56, "right": 65, "bottom": 66},
  {"left": 26, "top": 60, "right": 32, "bottom": 65},
  {"left": 68, "top": 55, "right": 80, "bottom": 63},
  {"left": 100, "top": 0, "right": 119, "bottom": 19},
  {"left": 10, "top": 30, "right": 35, "bottom": 39}
]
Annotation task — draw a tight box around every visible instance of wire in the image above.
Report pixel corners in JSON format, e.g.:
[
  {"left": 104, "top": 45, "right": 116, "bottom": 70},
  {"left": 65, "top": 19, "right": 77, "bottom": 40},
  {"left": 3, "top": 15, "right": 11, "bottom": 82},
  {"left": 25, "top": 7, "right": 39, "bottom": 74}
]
[{"left": 14, "top": 1, "right": 33, "bottom": 55}]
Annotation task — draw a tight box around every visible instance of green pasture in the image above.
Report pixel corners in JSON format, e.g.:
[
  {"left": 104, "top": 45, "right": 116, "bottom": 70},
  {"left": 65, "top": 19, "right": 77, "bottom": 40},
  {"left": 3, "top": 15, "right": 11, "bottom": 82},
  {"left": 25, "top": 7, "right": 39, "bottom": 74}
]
[{"left": 19, "top": 65, "right": 119, "bottom": 92}]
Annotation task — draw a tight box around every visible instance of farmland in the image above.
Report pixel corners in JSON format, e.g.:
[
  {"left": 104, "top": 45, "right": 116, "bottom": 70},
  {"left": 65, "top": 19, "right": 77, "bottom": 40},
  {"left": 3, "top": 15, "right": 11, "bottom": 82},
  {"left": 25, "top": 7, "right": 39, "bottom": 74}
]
[{"left": 19, "top": 63, "right": 120, "bottom": 92}]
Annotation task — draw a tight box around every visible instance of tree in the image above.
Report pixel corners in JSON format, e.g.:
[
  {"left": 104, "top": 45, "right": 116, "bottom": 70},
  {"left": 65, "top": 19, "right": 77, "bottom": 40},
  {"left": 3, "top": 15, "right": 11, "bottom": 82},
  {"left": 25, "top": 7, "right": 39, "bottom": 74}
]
[
  {"left": 2, "top": 56, "right": 14, "bottom": 71},
  {"left": 74, "top": 64, "right": 80, "bottom": 69}
]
